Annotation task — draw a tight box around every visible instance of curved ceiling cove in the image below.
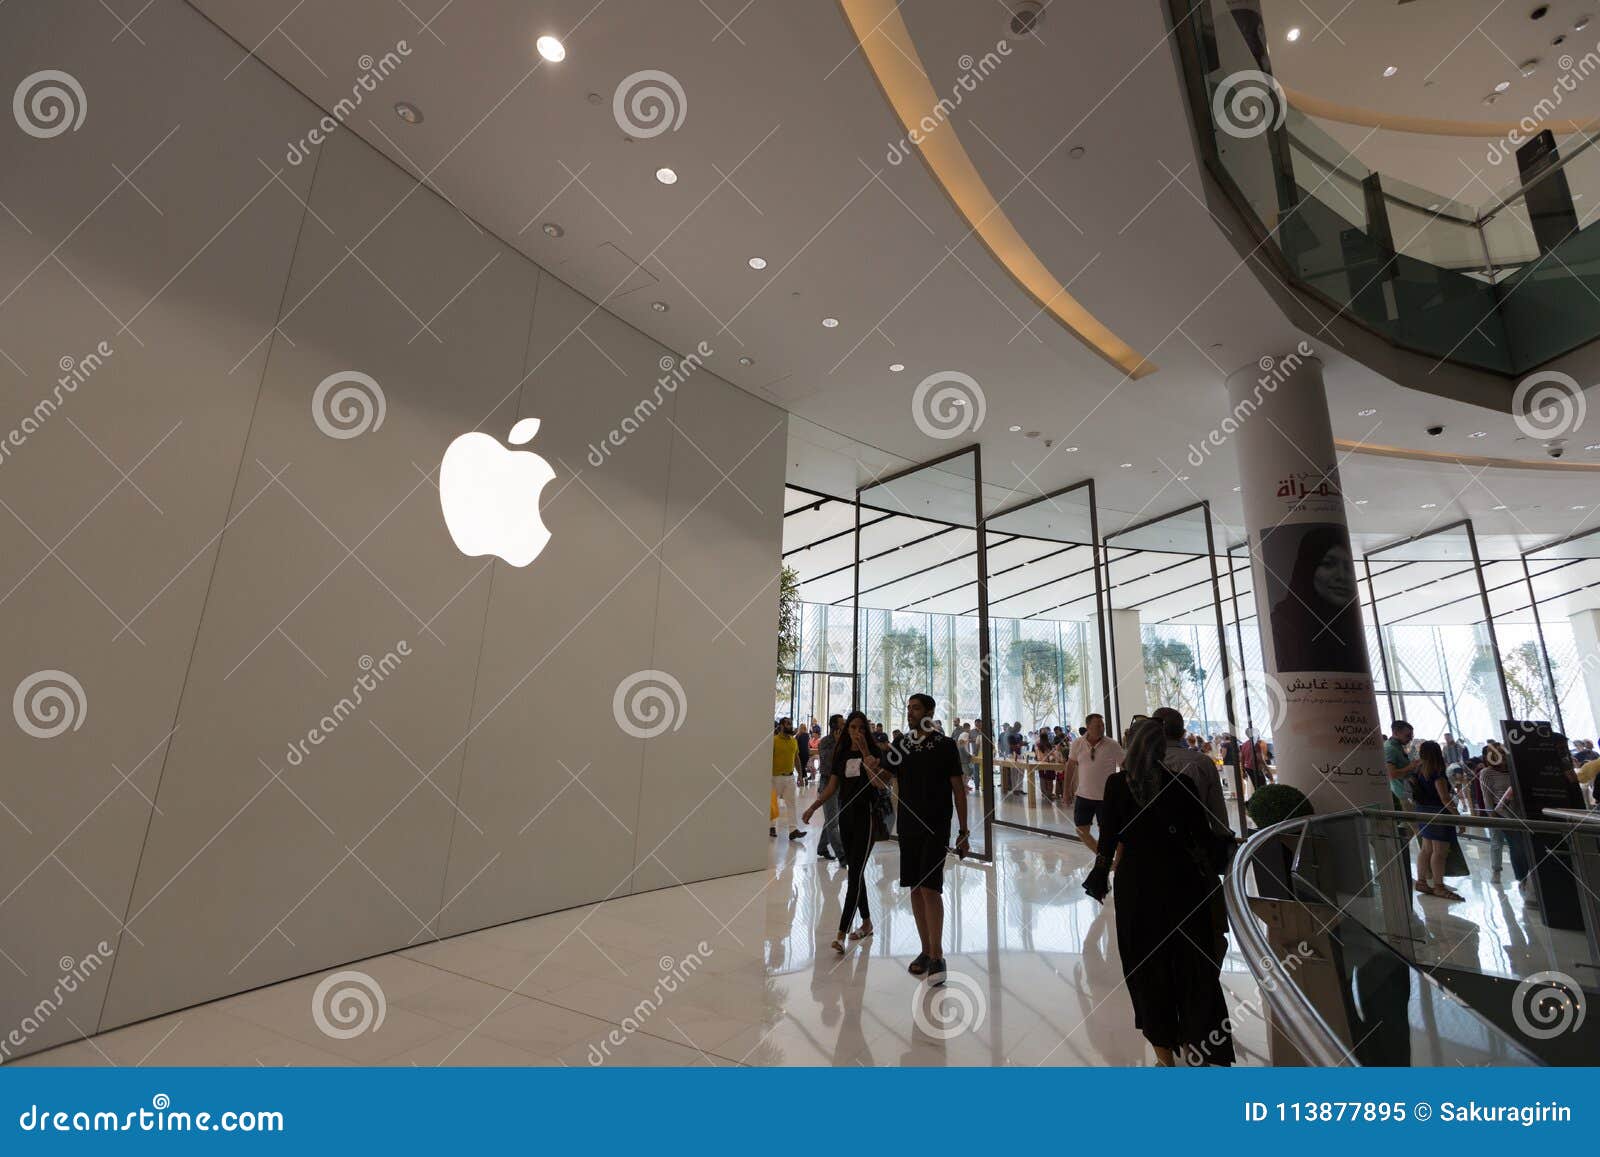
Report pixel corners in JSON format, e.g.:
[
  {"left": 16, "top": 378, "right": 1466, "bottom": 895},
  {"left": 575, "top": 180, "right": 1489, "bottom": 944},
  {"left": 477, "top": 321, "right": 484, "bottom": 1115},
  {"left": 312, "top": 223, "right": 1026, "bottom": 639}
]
[
  {"left": 836, "top": 0, "right": 1156, "bottom": 380},
  {"left": 1285, "top": 86, "right": 1600, "bottom": 139}
]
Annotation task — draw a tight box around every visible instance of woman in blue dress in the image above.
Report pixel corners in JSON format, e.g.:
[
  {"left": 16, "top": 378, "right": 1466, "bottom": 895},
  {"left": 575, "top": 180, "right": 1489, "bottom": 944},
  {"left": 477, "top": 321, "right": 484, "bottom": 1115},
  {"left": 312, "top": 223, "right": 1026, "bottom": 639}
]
[{"left": 1411, "top": 740, "right": 1464, "bottom": 902}]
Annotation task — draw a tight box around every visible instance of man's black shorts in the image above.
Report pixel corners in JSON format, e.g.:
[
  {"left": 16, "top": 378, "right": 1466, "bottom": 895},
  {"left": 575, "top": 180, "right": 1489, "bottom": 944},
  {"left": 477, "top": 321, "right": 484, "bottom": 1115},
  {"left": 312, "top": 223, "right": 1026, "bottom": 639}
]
[{"left": 899, "top": 831, "right": 947, "bottom": 893}]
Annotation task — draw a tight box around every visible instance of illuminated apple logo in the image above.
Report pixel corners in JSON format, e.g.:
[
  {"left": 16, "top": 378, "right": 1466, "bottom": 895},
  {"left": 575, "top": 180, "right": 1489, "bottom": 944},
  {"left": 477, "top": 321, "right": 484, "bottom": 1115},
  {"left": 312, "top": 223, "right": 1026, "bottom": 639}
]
[{"left": 439, "top": 418, "right": 555, "bottom": 567}]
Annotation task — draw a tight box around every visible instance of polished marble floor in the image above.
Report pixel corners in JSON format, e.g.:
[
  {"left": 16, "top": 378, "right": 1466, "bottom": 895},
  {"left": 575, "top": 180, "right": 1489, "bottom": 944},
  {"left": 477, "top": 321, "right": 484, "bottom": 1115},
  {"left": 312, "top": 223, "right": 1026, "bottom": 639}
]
[{"left": 12, "top": 784, "right": 1278, "bottom": 1068}]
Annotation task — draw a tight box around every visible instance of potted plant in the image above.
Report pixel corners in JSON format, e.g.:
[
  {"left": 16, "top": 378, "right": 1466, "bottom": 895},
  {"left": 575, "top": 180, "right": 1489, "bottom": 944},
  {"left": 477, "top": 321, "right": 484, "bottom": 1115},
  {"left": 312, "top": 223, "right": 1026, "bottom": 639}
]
[{"left": 1245, "top": 784, "right": 1313, "bottom": 900}]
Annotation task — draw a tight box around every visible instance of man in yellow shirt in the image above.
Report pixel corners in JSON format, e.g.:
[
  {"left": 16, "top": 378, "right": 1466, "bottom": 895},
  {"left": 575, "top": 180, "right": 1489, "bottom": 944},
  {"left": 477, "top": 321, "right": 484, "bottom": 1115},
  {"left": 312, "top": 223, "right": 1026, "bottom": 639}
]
[{"left": 772, "top": 718, "right": 804, "bottom": 840}]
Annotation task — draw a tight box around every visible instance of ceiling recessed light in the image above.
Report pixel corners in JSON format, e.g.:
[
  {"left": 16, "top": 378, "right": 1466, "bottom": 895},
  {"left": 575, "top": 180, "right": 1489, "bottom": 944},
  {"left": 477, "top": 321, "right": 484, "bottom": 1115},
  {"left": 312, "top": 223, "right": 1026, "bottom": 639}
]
[
  {"left": 1493, "top": 79, "right": 1512, "bottom": 93},
  {"left": 1520, "top": 58, "right": 1541, "bottom": 76},
  {"left": 1008, "top": 424, "right": 1023, "bottom": 432},
  {"left": 1286, "top": 26, "right": 1302, "bottom": 42},
  {"left": 738, "top": 356, "right": 754, "bottom": 367},
  {"left": 1358, "top": 408, "right": 1378, "bottom": 416},
  {"left": 535, "top": 34, "right": 566, "bottom": 62},
  {"left": 889, "top": 363, "right": 905, "bottom": 372},
  {"left": 1354, "top": 498, "right": 1368, "bottom": 504},
  {"left": 1572, "top": 504, "right": 1589, "bottom": 510},
  {"left": 655, "top": 167, "right": 678, "bottom": 185},
  {"left": 1420, "top": 503, "right": 1438, "bottom": 509},
  {"left": 1586, "top": 443, "right": 1600, "bottom": 451},
  {"left": 1068, "top": 145, "right": 1086, "bottom": 159},
  {"left": 1578, "top": 16, "right": 1592, "bottom": 32},
  {"left": 1382, "top": 65, "right": 1399, "bottom": 78},
  {"left": 821, "top": 317, "right": 839, "bottom": 328},
  {"left": 951, "top": 398, "right": 967, "bottom": 407},
  {"left": 747, "top": 256, "right": 767, "bottom": 270},
  {"left": 541, "top": 222, "right": 564, "bottom": 238},
  {"left": 1120, "top": 462, "right": 1133, "bottom": 468},
  {"left": 1064, "top": 446, "right": 1079, "bottom": 452},
  {"left": 1493, "top": 504, "right": 1508, "bottom": 511},
  {"left": 394, "top": 101, "right": 423, "bottom": 124},
  {"left": 1483, "top": 93, "right": 1501, "bottom": 105},
  {"left": 650, "top": 301, "right": 669, "bottom": 312},
  {"left": 1232, "top": 485, "right": 1241, "bottom": 492},
  {"left": 1178, "top": 475, "right": 1191, "bottom": 481},
  {"left": 1427, "top": 202, "right": 1442, "bottom": 211},
  {"left": 1469, "top": 430, "right": 1488, "bottom": 438}
]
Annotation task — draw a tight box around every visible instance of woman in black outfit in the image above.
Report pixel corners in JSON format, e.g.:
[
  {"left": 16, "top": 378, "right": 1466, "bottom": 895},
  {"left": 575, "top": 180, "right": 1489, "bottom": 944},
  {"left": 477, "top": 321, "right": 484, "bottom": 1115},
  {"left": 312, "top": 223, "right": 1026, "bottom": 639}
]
[
  {"left": 1085, "top": 718, "right": 1234, "bottom": 1066},
  {"left": 804, "top": 711, "right": 889, "bottom": 953}
]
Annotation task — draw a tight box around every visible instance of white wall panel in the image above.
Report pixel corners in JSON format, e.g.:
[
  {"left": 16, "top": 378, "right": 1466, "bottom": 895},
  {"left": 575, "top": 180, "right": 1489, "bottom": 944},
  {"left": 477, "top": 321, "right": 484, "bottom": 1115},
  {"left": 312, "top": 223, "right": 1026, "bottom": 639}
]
[
  {"left": 0, "top": 0, "right": 315, "bottom": 1053},
  {"left": 436, "top": 274, "right": 673, "bottom": 935},
  {"left": 630, "top": 373, "right": 785, "bottom": 893}
]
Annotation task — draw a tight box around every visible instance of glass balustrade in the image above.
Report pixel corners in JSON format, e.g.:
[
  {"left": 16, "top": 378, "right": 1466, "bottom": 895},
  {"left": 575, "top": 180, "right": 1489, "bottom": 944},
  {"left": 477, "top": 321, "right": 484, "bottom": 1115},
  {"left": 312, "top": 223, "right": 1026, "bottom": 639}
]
[
  {"left": 1175, "top": 0, "right": 1600, "bottom": 374},
  {"left": 1229, "top": 805, "right": 1600, "bottom": 1065}
]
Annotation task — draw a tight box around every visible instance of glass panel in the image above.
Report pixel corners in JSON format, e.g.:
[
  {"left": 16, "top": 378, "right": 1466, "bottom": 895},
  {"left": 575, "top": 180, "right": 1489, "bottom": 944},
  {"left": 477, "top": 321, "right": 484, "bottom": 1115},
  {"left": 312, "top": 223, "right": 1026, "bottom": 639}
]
[{"left": 858, "top": 453, "right": 988, "bottom": 859}]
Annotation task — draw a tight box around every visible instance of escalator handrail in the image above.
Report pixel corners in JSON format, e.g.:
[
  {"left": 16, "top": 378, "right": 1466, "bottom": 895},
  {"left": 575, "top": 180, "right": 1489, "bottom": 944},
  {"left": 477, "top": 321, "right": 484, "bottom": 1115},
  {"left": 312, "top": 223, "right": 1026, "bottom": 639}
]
[
  {"left": 1225, "top": 809, "right": 1360, "bottom": 1067},
  {"left": 1227, "top": 803, "right": 1598, "bottom": 1066}
]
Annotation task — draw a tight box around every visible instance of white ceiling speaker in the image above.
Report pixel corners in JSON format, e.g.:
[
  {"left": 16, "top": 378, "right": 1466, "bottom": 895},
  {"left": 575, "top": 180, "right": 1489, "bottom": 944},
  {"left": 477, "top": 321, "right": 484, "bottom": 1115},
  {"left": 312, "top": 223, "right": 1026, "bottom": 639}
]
[{"left": 1009, "top": 2, "right": 1044, "bottom": 36}]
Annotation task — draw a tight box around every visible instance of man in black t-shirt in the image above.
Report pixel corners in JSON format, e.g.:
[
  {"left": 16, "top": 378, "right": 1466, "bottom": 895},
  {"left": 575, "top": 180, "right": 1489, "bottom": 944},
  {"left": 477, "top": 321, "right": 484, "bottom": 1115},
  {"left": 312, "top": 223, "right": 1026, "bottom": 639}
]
[{"left": 887, "top": 693, "right": 969, "bottom": 985}]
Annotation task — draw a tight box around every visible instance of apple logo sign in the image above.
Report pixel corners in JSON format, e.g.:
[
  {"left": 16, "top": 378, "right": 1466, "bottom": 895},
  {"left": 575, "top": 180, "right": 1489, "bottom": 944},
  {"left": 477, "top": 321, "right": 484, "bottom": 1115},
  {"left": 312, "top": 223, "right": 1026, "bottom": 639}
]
[{"left": 439, "top": 418, "right": 556, "bottom": 567}]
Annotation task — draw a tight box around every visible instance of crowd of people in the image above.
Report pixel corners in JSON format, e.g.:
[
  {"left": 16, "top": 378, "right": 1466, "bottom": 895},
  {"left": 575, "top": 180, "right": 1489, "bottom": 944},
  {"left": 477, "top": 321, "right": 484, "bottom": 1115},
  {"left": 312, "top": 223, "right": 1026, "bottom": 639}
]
[
  {"left": 770, "top": 699, "right": 1239, "bottom": 1067},
  {"left": 1383, "top": 720, "right": 1600, "bottom": 900}
]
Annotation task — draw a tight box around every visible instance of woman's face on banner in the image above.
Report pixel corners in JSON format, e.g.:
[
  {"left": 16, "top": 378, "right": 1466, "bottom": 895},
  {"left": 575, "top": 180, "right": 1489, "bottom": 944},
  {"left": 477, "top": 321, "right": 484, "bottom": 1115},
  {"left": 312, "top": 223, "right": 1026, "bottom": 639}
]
[{"left": 1312, "top": 544, "right": 1356, "bottom": 606}]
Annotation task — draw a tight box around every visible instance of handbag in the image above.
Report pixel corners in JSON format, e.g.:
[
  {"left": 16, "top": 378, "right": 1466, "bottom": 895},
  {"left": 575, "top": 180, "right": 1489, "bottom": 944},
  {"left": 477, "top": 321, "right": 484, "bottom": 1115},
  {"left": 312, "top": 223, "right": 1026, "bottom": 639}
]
[
  {"left": 1083, "top": 856, "right": 1111, "bottom": 903},
  {"left": 770, "top": 787, "right": 779, "bottom": 822}
]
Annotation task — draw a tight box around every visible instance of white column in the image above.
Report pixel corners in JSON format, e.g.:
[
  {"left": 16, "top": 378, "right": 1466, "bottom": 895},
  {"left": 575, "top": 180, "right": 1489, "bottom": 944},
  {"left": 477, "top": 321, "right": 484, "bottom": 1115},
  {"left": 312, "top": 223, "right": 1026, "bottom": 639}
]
[
  {"left": 1110, "top": 608, "right": 1148, "bottom": 733},
  {"left": 1568, "top": 609, "right": 1600, "bottom": 742},
  {"left": 1225, "top": 352, "right": 1391, "bottom": 810}
]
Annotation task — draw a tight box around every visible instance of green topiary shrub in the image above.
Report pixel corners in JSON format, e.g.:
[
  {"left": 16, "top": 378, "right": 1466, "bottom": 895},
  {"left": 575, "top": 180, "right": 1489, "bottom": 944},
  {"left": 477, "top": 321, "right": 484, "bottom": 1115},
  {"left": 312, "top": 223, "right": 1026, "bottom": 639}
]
[{"left": 1246, "top": 783, "right": 1313, "bottom": 829}]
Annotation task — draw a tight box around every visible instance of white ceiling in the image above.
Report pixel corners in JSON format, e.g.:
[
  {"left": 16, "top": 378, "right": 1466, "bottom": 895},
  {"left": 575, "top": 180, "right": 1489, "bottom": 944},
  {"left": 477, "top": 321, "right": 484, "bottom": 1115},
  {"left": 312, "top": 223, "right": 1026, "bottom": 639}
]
[
  {"left": 1262, "top": 0, "right": 1600, "bottom": 206},
  {"left": 187, "top": 0, "right": 1599, "bottom": 550}
]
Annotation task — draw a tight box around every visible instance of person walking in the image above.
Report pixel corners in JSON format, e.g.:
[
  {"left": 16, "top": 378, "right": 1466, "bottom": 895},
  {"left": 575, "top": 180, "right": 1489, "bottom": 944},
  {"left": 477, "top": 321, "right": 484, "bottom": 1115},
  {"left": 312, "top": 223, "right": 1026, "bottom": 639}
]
[
  {"left": 1478, "top": 742, "right": 1522, "bottom": 883},
  {"left": 1153, "top": 707, "right": 1230, "bottom": 835},
  {"left": 771, "top": 717, "right": 805, "bottom": 840},
  {"left": 1083, "top": 718, "right": 1234, "bottom": 1066},
  {"left": 804, "top": 712, "right": 887, "bottom": 952},
  {"left": 887, "top": 694, "right": 969, "bottom": 983},
  {"left": 815, "top": 714, "right": 846, "bottom": 861},
  {"left": 1066, "top": 713, "right": 1123, "bottom": 852}
]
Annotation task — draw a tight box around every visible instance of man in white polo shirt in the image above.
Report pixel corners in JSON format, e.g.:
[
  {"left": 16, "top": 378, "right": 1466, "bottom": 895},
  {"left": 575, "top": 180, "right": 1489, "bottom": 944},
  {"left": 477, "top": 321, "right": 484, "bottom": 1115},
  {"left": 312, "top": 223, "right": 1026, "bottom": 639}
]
[{"left": 1066, "top": 713, "right": 1122, "bottom": 852}]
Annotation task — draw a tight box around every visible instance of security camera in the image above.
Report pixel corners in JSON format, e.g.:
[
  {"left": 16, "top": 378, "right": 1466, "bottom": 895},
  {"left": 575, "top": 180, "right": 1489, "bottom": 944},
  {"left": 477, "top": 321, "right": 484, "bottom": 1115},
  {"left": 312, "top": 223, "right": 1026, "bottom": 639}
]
[
  {"left": 1009, "top": 2, "right": 1044, "bottom": 36},
  {"left": 1548, "top": 443, "right": 1565, "bottom": 459},
  {"left": 1426, "top": 425, "right": 1445, "bottom": 437}
]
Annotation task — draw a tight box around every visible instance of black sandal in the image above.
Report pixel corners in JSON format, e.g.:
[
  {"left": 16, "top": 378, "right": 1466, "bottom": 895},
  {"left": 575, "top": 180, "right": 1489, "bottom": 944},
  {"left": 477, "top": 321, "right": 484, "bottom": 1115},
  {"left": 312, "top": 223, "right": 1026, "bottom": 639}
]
[{"left": 908, "top": 953, "right": 930, "bottom": 976}]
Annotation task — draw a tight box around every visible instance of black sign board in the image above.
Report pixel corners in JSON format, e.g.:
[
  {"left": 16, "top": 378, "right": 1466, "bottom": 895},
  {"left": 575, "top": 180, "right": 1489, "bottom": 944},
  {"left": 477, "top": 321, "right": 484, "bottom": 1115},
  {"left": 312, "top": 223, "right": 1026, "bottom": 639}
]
[
  {"left": 1502, "top": 720, "right": 1585, "bottom": 930},
  {"left": 1515, "top": 131, "right": 1580, "bottom": 255}
]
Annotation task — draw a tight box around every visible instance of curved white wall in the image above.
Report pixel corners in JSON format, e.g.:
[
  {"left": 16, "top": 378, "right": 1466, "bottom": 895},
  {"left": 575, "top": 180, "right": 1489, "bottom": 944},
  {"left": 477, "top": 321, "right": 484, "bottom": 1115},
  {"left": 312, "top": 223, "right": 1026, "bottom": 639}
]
[{"left": 0, "top": 0, "right": 782, "bottom": 1058}]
